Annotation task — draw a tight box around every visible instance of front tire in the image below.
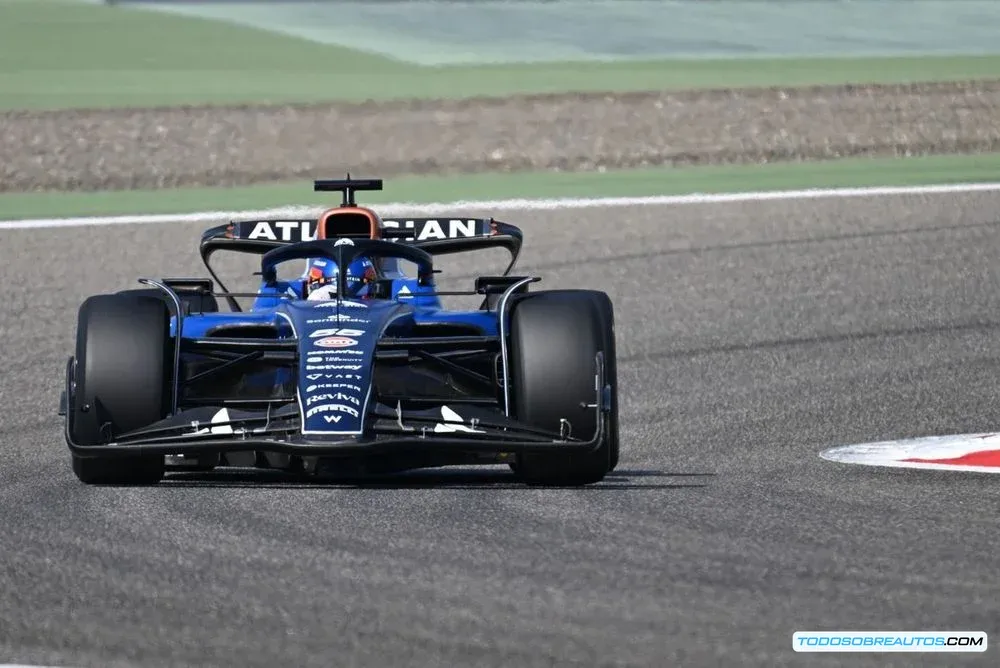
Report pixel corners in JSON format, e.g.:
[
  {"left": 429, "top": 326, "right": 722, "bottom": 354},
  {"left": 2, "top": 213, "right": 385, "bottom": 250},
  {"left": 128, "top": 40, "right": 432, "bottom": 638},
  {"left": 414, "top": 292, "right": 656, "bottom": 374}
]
[
  {"left": 507, "top": 290, "right": 619, "bottom": 486},
  {"left": 72, "top": 454, "right": 166, "bottom": 486},
  {"left": 68, "top": 294, "right": 171, "bottom": 484},
  {"left": 116, "top": 287, "right": 218, "bottom": 316}
]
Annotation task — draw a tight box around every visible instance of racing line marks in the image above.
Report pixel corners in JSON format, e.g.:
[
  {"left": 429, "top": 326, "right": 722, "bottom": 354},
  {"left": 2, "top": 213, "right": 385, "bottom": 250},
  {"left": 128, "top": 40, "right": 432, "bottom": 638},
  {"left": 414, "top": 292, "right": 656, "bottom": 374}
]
[{"left": 2, "top": 182, "right": 1000, "bottom": 230}]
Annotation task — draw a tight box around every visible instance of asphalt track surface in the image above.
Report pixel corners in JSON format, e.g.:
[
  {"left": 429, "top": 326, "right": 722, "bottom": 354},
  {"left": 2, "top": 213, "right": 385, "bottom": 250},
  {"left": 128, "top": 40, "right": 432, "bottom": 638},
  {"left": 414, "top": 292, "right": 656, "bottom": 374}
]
[{"left": 2, "top": 191, "right": 1000, "bottom": 667}]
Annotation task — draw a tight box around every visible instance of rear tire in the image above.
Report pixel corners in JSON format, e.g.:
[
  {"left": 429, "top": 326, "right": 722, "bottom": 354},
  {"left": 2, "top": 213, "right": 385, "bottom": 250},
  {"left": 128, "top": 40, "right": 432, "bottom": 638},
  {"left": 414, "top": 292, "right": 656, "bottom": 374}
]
[
  {"left": 68, "top": 294, "right": 171, "bottom": 485},
  {"left": 507, "top": 290, "right": 619, "bottom": 486}
]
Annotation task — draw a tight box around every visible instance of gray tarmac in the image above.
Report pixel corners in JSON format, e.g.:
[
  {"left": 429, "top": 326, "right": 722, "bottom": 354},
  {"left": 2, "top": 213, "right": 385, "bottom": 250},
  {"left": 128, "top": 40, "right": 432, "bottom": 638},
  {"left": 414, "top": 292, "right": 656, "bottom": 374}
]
[{"left": 1, "top": 190, "right": 999, "bottom": 667}]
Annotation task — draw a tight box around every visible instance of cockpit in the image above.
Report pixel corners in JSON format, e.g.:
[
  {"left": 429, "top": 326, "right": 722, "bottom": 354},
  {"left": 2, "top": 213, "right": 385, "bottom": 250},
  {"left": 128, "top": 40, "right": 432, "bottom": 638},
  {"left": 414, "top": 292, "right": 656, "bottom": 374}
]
[{"left": 299, "top": 205, "right": 407, "bottom": 300}]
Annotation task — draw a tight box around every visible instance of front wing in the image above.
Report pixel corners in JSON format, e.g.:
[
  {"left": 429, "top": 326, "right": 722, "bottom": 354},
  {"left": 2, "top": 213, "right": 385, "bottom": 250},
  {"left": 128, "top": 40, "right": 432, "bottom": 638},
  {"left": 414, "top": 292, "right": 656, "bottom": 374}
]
[{"left": 64, "top": 367, "right": 611, "bottom": 460}]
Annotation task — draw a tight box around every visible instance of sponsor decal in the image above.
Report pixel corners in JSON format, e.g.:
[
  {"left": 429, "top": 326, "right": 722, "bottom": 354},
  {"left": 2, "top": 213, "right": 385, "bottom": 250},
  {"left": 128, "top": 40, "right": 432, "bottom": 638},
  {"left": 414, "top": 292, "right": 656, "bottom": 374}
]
[
  {"left": 245, "top": 220, "right": 316, "bottom": 242},
  {"left": 383, "top": 219, "right": 478, "bottom": 241},
  {"left": 306, "top": 315, "right": 367, "bottom": 324},
  {"left": 307, "top": 350, "right": 363, "bottom": 357},
  {"left": 306, "top": 403, "right": 360, "bottom": 419},
  {"left": 305, "top": 373, "right": 363, "bottom": 380},
  {"left": 314, "top": 336, "right": 358, "bottom": 348},
  {"left": 305, "top": 383, "right": 363, "bottom": 393},
  {"left": 309, "top": 328, "right": 364, "bottom": 338},
  {"left": 334, "top": 238, "right": 354, "bottom": 247},
  {"left": 305, "top": 364, "right": 362, "bottom": 371},
  {"left": 397, "top": 285, "right": 412, "bottom": 298},
  {"left": 306, "top": 393, "right": 361, "bottom": 407},
  {"left": 307, "top": 356, "right": 324, "bottom": 364}
]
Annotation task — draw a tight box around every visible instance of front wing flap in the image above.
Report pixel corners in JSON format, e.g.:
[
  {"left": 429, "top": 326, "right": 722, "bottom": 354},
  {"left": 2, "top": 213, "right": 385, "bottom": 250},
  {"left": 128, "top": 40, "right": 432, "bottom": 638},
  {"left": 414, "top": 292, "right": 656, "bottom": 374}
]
[{"left": 66, "top": 401, "right": 607, "bottom": 459}]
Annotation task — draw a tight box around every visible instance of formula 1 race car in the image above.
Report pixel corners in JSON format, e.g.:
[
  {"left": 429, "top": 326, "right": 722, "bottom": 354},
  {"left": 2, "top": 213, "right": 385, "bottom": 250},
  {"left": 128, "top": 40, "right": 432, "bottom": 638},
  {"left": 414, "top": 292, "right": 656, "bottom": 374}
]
[{"left": 60, "top": 178, "right": 618, "bottom": 486}]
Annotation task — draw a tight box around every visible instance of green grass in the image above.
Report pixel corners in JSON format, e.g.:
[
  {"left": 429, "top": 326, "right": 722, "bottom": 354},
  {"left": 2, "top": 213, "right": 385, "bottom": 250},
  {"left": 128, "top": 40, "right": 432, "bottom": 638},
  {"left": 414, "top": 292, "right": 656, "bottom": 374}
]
[
  {"left": 1, "top": 0, "right": 999, "bottom": 110},
  {"left": 3, "top": 153, "right": 999, "bottom": 221}
]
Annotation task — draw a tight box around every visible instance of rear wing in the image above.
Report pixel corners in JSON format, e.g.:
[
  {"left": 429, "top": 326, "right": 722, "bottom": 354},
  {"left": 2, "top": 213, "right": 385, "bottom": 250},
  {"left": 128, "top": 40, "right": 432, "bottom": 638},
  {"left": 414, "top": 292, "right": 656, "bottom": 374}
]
[
  {"left": 196, "top": 176, "right": 523, "bottom": 306},
  {"left": 198, "top": 216, "right": 524, "bottom": 307},
  {"left": 220, "top": 216, "right": 513, "bottom": 244},
  {"left": 201, "top": 216, "right": 522, "bottom": 257}
]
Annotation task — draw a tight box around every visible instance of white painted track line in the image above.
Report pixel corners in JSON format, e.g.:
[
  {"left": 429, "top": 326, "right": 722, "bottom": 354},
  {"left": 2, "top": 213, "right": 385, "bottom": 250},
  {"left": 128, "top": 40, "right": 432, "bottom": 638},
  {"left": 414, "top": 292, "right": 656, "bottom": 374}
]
[{"left": 2, "top": 182, "right": 1000, "bottom": 230}]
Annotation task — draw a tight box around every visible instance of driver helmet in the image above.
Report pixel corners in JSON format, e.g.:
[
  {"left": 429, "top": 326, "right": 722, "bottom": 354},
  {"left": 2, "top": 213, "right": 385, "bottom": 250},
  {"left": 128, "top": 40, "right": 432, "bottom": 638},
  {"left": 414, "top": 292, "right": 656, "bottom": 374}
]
[{"left": 303, "top": 256, "right": 377, "bottom": 300}]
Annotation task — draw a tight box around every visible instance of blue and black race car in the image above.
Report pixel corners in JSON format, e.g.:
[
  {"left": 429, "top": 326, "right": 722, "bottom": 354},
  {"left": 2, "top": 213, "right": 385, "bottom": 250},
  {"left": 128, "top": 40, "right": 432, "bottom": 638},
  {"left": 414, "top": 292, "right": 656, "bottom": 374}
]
[{"left": 61, "top": 178, "right": 619, "bottom": 486}]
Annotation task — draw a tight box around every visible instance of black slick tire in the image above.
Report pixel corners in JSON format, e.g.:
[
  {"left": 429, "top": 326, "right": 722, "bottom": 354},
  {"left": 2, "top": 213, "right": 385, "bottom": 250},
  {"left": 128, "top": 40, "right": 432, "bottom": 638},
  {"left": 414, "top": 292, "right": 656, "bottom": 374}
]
[
  {"left": 507, "top": 290, "right": 619, "bottom": 486},
  {"left": 69, "top": 294, "right": 171, "bottom": 485},
  {"left": 116, "top": 288, "right": 218, "bottom": 316}
]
